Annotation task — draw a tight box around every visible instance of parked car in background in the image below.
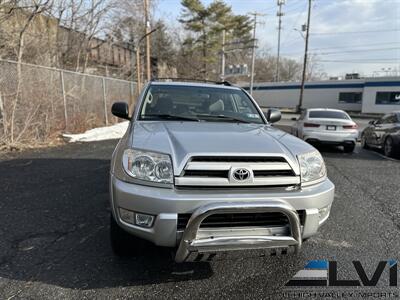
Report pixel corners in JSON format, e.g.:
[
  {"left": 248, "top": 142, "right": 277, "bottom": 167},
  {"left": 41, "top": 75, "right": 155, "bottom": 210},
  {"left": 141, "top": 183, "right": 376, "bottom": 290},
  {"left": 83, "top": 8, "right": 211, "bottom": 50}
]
[
  {"left": 361, "top": 112, "right": 400, "bottom": 158},
  {"left": 291, "top": 108, "right": 359, "bottom": 153}
]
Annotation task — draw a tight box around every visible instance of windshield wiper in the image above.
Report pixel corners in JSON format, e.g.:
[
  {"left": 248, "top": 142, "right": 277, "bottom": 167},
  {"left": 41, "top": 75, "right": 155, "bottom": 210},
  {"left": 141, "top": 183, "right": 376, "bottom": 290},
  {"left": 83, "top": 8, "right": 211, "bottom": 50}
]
[
  {"left": 144, "top": 114, "right": 200, "bottom": 122},
  {"left": 195, "top": 114, "right": 251, "bottom": 124}
]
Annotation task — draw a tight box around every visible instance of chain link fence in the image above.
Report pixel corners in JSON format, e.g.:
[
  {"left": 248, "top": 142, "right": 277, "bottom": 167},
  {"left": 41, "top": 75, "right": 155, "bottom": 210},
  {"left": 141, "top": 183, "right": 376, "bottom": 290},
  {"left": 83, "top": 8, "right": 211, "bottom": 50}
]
[{"left": 0, "top": 59, "right": 136, "bottom": 146}]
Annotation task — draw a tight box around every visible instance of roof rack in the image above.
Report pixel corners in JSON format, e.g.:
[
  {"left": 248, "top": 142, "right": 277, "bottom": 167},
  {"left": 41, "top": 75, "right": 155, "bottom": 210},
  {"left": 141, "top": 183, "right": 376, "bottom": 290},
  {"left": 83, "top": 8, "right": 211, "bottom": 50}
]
[{"left": 151, "top": 77, "right": 233, "bottom": 86}]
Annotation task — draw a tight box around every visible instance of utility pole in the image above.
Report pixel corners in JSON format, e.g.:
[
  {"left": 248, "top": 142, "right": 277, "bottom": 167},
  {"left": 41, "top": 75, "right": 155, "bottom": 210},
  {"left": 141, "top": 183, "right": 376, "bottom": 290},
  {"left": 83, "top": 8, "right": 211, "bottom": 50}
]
[
  {"left": 220, "top": 29, "right": 226, "bottom": 81},
  {"left": 275, "top": 0, "right": 285, "bottom": 82},
  {"left": 144, "top": 0, "right": 151, "bottom": 81},
  {"left": 133, "top": 28, "right": 158, "bottom": 95},
  {"left": 129, "top": 37, "right": 140, "bottom": 98},
  {"left": 249, "top": 12, "right": 266, "bottom": 95},
  {"left": 136, "top": 47, "right": 141, "bottom": 93},
  {"left": 297, "top": 0, "right": 312, "bottom": 113}
]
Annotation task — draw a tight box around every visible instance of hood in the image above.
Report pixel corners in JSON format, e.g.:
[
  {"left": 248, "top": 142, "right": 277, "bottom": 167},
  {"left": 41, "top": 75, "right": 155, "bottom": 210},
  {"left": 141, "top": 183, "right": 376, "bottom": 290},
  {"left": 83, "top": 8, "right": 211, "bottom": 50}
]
[{"left": 130, "top": 121, "right": 314, "bottom": 175}]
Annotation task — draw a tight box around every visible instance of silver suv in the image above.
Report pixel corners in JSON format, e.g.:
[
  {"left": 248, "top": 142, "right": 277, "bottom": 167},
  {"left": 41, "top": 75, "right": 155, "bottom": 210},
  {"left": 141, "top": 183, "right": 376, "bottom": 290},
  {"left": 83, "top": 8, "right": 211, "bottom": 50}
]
[{"left": 109, "top": 80, "right": 335, "bottom": 262}]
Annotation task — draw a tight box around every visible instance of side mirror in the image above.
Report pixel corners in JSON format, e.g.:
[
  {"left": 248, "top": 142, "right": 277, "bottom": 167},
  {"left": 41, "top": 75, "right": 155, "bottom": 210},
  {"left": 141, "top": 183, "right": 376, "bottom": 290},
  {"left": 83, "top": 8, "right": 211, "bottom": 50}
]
[
  {"left": 111, "top": 102, "right": 130, "bottom": 120},
  {"left": 265, "top": 108, "right": 282, "bottom": 123},
  {"left": 291, "top": 117, "right": 298, "bottom": 121}
]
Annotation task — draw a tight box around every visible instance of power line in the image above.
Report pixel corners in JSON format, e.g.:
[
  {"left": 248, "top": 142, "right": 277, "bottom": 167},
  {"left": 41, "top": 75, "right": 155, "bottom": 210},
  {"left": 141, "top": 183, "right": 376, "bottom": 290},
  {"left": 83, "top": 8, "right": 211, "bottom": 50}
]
[
  {"left": 281, "top": 43, "right": 400, "bottom": 56},
  {"left": 318, "top": 58, "right": 399, "bottom": 63},
  {"left": 282, "top": 1, "right": 305, "bottom": 14},
  {"left": 308, "top": 41, "right": 400, "bottom": 51},
  {"left": 315, "top": 47, "right": 400, "bottom": 55},
  {"left": 318, "top": 60, "right": 397, "bottom": 64},
  {"left": 319, "top": 58, "right": 398, "bottom": 61},
  {"left": 311, "top": 28, "right": 400, "bottom": 35},
  {"left": 279, "top": 2, "right": 308, "bottom": 48}
]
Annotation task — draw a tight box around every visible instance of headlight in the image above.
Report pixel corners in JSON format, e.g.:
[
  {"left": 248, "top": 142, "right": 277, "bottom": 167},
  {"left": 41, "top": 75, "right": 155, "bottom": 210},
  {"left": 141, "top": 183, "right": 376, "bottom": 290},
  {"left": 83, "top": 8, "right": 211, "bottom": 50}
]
[
  {"left": 122, "top": 149, "right": 173, "bottom": 184},
  {"left": 298, "top": 150, "right": 326, "bottom": 184}
]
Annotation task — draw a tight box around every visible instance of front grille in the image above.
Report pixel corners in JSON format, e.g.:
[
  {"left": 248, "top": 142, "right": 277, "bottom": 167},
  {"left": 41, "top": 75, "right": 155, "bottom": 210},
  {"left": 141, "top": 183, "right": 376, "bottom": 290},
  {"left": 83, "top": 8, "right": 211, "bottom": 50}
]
[
  {"left": 177, "top": 210, "right": 305, "bottom": 230},
  {"left": 184, "top": 170, "right": 229, "bottom": 177},
  {"left": 253, "top": 170, "right": 295, "bottom": 177},
  {"left": 175, "top": 155, "right": 300, "bottom": 187},
  {"left": 184, "top": 169, "right": 295, "bottom": 178}
]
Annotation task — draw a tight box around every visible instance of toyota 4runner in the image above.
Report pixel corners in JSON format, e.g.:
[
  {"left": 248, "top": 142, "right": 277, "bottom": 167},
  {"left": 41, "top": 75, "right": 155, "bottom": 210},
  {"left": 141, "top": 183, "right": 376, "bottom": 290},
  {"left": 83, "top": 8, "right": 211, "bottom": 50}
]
[{"left": 109, "top": 80, "right": 335, "bottom": 262}]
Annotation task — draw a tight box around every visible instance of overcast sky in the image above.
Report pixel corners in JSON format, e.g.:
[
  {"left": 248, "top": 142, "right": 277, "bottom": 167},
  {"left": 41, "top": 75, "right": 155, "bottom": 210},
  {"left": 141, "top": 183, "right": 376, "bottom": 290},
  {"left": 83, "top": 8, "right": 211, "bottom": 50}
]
[{"left": 155, "top": 0, "right": 400, "bottom": 78}]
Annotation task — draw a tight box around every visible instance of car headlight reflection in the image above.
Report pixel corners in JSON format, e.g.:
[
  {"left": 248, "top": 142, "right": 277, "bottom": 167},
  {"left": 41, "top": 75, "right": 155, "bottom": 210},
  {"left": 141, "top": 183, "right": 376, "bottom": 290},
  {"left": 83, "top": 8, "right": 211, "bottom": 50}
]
[{"left": 123, "top": 149, "right": 173, "bottom": 184}]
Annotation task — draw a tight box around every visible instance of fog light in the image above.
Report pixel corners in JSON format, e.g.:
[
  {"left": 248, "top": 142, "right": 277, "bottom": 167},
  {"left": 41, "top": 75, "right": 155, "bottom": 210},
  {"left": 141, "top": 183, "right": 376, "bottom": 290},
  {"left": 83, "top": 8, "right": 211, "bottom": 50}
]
[
  {"left": 318, "top": 204, "right": 331, "bottom": 224},
  {"left": 119, "top": 208, "right": 135, "bottom": 224},
  {"left": 135, "top": 213, "right": 155, "bottom": 228}
]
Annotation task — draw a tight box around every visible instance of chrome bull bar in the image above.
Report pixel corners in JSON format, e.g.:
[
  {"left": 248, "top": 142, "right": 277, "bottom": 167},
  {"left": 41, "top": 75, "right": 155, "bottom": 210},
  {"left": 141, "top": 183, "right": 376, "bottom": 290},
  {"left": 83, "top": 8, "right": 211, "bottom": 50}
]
[{"left": 175, "top": 200, "right": 302, "bottom": 263}]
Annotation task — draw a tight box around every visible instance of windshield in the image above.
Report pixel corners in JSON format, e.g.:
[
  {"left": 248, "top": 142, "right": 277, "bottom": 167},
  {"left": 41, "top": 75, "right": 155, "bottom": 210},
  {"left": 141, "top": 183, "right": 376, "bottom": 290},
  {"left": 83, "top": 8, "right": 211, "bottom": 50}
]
[
  {"left": 139, "top": 85, "right": 264, "bottom": 124},
  {"left": 309, "top": 110, "right": 350, "bottom": 120}
]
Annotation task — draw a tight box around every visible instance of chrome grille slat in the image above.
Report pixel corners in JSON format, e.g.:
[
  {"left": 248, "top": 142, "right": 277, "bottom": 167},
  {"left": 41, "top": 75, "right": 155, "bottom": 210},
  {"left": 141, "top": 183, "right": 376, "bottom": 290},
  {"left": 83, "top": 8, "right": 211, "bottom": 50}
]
[
  {"left": 186, "top": 162, "right": 292, "bottom": 171},
  {"left": 184, "top": 169, "right": 294, "bottom": 178},
  {"left": 176, "top": 156, "right": 299, "bottom": 187},
  {"left": 189, "top": 156, "right": 287, "bottom": 163},
  {"left": 175, "top": 176, "right": 300, "bottom": 186}
]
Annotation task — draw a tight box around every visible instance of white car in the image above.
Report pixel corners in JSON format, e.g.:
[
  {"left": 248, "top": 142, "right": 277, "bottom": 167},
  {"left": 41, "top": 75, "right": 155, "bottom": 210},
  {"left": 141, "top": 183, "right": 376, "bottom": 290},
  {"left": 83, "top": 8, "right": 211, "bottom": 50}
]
[{"left": 291, "top": 108, "right": 359, "bottom": 153}]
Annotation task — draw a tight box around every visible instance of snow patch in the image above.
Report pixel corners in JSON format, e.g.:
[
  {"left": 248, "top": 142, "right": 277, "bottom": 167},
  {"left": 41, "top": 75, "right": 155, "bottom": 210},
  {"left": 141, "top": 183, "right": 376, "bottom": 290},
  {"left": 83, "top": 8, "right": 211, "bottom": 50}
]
[{"left": 63, "top": 121, "right": 129, "bottom": 142}]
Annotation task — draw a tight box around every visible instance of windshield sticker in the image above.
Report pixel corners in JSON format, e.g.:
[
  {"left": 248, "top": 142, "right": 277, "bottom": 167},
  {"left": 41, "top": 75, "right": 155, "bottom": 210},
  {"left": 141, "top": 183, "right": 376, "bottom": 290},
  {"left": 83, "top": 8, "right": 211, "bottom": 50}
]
[{"left": 247, "top": 113, "right": 259, "bottom": 118}]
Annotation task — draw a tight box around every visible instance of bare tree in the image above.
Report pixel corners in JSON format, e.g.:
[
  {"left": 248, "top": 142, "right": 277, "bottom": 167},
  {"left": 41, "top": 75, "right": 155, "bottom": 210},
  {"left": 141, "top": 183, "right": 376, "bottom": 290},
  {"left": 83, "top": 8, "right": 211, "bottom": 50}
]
[
  {"left": 3, "top": 0, "right": 53, "bottom": 145},
  {"left": 253, "top": 50, "right": 302, "bottom": 83},
  {"left": 0, "top": 0, "right": 138, "bottom": 148},
  {"left": 50, "top": 0, "right": 115, "bottom": 72},
  {"left": 306, "top": 54, "right": 327, "bottom": 81}
]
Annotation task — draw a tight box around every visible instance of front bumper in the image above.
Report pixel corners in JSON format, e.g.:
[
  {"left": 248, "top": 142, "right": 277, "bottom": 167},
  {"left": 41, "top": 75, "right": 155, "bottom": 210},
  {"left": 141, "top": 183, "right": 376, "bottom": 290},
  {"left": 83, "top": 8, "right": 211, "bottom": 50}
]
[
  {"left": 110, "top": 174, "right": 335, "bottom": 256},
  {"left": 174, "top": 200, "right": 302, "bottom": 262},
  {"left": 303, "top": 129, "right": 359, "bottom": 144}
]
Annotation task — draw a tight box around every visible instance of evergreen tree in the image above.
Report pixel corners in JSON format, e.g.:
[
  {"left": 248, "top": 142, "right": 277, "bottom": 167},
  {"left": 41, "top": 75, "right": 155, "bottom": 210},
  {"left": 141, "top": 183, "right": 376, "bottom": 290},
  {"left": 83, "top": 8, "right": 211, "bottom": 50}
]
[{"left": 179, "top": 0, "right": 252, "bottom": 80}]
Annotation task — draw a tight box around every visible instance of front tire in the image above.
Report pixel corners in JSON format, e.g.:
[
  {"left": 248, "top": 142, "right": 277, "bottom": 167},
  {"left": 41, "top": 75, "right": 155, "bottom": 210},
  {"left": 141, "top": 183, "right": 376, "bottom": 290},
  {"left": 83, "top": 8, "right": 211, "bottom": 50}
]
[
  {"left": 361, "top": 134, "right": 369, "bottom": 149},
  {"left": 384, "top": 136, "right": 395, "bottom": 158}
]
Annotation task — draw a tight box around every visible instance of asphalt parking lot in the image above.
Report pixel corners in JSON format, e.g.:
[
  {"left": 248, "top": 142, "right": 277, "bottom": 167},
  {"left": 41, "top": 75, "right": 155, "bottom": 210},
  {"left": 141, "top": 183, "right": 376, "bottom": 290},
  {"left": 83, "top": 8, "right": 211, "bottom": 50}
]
[{"left": 0, "top": 139, "right": 399, "bottom": 299}]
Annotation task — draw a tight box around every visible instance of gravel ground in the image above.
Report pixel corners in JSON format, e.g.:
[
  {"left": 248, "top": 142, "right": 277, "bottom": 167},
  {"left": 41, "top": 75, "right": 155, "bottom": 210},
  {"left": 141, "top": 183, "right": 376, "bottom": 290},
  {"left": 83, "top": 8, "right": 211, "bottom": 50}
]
[{"left": 0, "top": 138, "right": 399, "bottom": 299}]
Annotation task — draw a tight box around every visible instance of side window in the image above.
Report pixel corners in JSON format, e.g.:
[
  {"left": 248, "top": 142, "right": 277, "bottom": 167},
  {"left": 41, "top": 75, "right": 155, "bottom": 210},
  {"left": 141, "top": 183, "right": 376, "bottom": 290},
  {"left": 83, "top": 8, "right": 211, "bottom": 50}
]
[
  {"left": 338, "top": 92, "right": 362, "bottom": 103},
  {"left": 376, "top": 92, "right": 400, "bottom": 105},
  {"left": 387, "top": 115, "right": 397, "bottom": 124},
  {"left": 232, "top": 94, "right": 252, "bottom": 113},
  {"left": 222, "top": 96, "right": 235, "bottom": 112}
]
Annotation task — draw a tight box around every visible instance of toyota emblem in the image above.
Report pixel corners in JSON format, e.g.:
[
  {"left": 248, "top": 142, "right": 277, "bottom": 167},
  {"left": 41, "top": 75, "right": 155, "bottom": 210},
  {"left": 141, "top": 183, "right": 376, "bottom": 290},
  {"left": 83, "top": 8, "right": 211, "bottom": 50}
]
[{"left": 233, "top": 168, "right": 251, "bottom": 181}]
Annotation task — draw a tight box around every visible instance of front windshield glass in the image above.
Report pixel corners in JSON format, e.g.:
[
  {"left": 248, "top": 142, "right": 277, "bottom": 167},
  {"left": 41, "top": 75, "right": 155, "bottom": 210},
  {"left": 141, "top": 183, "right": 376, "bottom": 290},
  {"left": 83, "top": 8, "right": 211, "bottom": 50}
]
[{"left": 139, "top": 85, "right": 264, "bottom": 124}]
